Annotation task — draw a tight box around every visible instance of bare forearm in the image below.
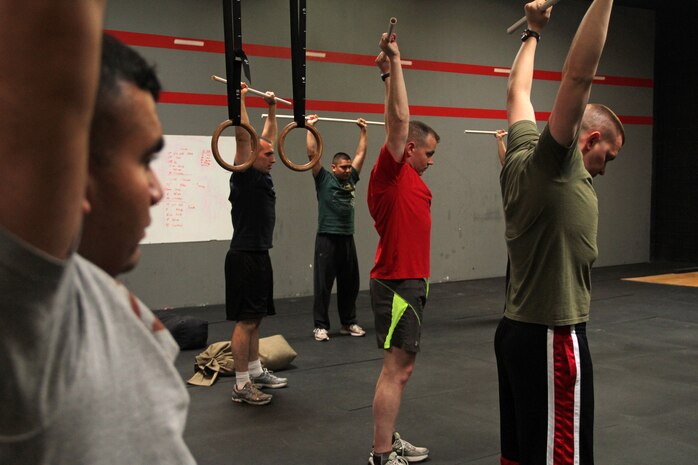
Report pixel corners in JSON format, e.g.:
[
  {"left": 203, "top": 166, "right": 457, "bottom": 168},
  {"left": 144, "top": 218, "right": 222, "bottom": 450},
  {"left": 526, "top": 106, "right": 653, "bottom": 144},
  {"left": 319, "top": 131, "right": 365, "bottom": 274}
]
[
  {"left": 386, "top": 56, "right": 409, "bottom": 129},
  {"left": 355, "top": 130, "right": 368, "bottom": 159},
  {"left": 0, "top": 0, "right": 105, "bottom": 257},
  {"left": 306, "top": 129, "right": 317, "bottom": 160},
  {"left": 262, "top": 103, "right": 277, "bottom": 141},
  {"left": 352, "top": 129, "right": 368, "bottom": 173},
  {"left": 240, "top": 97, "right": 250, "bottom": 125},
  {"left": 306, "top": 125, "right": 321, "bottom": 176},
  {"left": 549, "top": 0, "right": 614, "bottom": 145},
  {"left": 562, "top": 0, "right": 613, "bottom": 84},
  {"left": 385, "top": 55, "right": 409, "bottom": 157},
  {"left": 497, "top": 140, "right": 507, "bottom": 167},
  {"left": 234, "top": 97, "right": 252, "bottom": 165},
  {"left": 508, "top": 41, "right": 536, "bottom": 102},
  {"left": 507, "top": 39, "right": 538, "bottom": 125},
  {"left": 382, "top": 79, "right": 390, "bottom": 129},
  {"left": 0, "top": 2, "right": 104, "bottom": 116}
]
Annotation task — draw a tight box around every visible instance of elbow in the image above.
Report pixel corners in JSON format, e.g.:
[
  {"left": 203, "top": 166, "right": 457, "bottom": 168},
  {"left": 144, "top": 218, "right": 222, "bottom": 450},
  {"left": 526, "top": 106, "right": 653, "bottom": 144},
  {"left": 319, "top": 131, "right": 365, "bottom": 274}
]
[
  {"left": 506, "top": 78, "right": 530, "bottom": 107},
  {"left": 389, "top": 109, "right": 409, "bottom": 126},
  {"left": 506, "top": 88, "right": 527, "bottom": 111},
  {"left": 506, "top": 90, "right": 516, "bottom": 109},
  {"left": 561, "top": 65, "right": 595, "bottom": 88}
]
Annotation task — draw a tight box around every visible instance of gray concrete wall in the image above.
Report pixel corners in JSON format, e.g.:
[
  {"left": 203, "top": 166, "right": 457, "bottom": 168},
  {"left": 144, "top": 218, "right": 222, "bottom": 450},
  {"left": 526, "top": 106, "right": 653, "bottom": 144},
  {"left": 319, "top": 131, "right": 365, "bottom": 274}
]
[{"left": 107, "top": 0, "right": 655, "bottom": 309}]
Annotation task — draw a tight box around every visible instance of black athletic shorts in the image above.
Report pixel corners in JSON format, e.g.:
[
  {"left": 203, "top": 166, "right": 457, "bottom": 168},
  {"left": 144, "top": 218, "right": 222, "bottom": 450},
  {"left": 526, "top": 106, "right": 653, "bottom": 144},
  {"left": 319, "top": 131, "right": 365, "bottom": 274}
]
[
  {"left": 225, "top": 249, "right": 275, "bottom": 321},
  {"left": 370, "top": 278, "right": 428, "bottom": 353}
]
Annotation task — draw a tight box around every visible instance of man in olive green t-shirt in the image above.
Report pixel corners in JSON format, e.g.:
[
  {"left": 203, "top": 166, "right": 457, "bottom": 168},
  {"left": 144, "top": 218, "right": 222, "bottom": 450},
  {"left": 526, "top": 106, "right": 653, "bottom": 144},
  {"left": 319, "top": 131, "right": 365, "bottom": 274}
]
[
  {"left": 495, "top": 1, "right": 626, "bottom": 464},
  {"left": 305, "top": 115, "right": 368, "bottom": 342}
]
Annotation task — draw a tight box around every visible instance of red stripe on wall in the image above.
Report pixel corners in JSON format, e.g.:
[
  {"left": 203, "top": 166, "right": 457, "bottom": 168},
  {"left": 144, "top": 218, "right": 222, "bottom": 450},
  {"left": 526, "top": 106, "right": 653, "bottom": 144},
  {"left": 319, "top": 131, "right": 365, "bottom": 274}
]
[
  {"left": 159, "top": 92, "right": 653, "bottom": 125},
  {"left": 106, "top": 30, "right": 654, "bottom": 88},
  {"left": 160, "top": 92, "right": 228, "bottom": 106}
]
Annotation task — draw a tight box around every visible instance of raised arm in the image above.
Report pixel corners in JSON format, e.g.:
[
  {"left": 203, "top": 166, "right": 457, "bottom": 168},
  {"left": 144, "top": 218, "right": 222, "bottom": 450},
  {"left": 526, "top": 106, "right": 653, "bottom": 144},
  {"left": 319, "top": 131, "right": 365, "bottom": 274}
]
[
  {"left": 375, "top": 53, "right": 391, "bottom": 132},
  {"left": 306, "top": 114, "right": 323, "bottom": 176},
  {"left": 495, "top": 130, "right": 508, "bottom": 167},
  {"left": 234, "top": 82, "right": 252, "bottom": 166},
  {"left": 261, "top": 90, "right": 278, "bottom": 142},
  {"left": 379, "top": 32, "right": 409, "bottom": 162},
  {"left": 506, "top": 1, "right": 551, "bottom": 127},
  {"left": 351, "top": 118, "right": 368, "bottom": 174},
  {"left": 0, "top": 0, "right": 105, "bottom": 259},
  {"left": 548, "top": 0, "right": 614, "bottom": 146}
]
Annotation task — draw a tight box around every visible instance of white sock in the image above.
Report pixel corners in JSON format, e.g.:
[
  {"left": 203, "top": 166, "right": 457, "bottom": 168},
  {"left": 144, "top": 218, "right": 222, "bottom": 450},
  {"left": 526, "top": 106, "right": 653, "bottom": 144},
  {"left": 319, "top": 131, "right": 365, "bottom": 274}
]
[
  {"left": 248, "top": 359, "right": 263, "bottom": 378},
  {"left": 235, "top": 371, "right": 250, "bottom": 389}
]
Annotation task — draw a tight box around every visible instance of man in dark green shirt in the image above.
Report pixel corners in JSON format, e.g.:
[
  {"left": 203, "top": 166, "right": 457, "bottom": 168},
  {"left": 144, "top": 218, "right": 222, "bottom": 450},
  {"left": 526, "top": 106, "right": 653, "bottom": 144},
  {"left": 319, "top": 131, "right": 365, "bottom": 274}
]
[
  {"left": 496, "top": 1, "right": 625, "bottom": 464},
  {"left": 305, "top": 114, "right": 368, "bottom": 341}
]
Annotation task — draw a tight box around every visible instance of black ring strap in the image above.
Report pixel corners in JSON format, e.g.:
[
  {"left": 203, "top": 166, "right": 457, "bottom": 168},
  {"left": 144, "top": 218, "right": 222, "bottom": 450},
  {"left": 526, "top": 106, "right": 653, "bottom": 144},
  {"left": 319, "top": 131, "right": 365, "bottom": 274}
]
[
  {"left": 289, "top": 0, "right": 307, "bottom": 128},
  {"left": 223, "top": 0, "right": 252, "bottom": 125}
]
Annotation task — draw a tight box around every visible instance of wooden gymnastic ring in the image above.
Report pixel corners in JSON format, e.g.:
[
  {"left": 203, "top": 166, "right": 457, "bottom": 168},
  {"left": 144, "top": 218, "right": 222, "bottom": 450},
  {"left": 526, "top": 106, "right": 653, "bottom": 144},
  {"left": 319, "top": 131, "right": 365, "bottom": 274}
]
[
  {"left": 277, "top": 121, "right": 323, "bottom": 172},
  {"left": 211, "top": 120, "right": 259, "bottom": 172}
]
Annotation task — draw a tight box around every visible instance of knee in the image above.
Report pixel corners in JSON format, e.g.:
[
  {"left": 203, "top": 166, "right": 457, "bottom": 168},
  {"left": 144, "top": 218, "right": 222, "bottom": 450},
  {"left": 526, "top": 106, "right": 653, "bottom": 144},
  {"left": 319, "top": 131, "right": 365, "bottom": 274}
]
[
  {"left": 386, "top": 363, "right": 414, "bottom": 386},
  {"left": 235, "top": 319, "right": 260, "bottom": 334},
  {"left": 396, "top": 369, "right": 413, "bottom": 386}
]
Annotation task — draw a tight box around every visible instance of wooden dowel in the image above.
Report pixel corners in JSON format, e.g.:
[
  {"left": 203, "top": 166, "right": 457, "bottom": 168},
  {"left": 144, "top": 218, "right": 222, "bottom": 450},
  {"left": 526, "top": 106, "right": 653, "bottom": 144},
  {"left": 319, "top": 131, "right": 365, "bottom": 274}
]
[
  {"left": 464, "top": 130, "right": 507, "bottom": 135},
  {"left": 387, "top": 17, "right": 397, "bottom": 38},
  {"left": 211, "top": 75, "right": 292, "bottom": 106},
  {"left": 262, "top": 114, "right": 385, "bottom": 126}
]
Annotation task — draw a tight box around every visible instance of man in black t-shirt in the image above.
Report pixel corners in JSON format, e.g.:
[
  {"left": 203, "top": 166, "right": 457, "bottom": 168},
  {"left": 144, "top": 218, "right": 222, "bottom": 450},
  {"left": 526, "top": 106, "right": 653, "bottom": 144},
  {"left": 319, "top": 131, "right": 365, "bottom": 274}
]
[{"left": 225, "top": 83, "right": 288, "bottom": 406}]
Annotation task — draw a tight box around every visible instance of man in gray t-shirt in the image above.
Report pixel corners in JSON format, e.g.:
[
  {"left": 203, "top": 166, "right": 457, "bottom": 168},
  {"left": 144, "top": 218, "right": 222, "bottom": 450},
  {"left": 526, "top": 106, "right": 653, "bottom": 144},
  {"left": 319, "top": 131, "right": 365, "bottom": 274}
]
[
  {"left": 305, "top": 115, "right": 368, "bottom": 342},
  {"left": 0, "top": 7, "right": 194, "bottom": 464}
]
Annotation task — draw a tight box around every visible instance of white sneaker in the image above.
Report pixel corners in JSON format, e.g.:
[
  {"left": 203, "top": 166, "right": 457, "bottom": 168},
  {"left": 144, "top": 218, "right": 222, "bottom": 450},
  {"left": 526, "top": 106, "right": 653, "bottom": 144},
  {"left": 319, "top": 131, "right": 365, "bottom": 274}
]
[
  {"left": 391, "top": 432, "right": 429, "bottom": 462},
  {"left": 368, "top": 451, "right": 409, "bottom": 465},
  {"left": 251, "top": 368, "right": 288, "bottom": 389},
  {"left": 340, "top": 323, "right": 366, "bottom": 337},
  {"left": 313, "top": 327, "right": 329, "bottom": 341}
]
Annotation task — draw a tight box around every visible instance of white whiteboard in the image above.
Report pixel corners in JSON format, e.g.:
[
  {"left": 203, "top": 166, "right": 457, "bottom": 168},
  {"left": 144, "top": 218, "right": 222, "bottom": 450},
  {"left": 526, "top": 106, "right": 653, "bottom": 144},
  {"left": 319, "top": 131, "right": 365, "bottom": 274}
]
[{"left": 143, "top": 135, "right": 234, "bottom": 244}]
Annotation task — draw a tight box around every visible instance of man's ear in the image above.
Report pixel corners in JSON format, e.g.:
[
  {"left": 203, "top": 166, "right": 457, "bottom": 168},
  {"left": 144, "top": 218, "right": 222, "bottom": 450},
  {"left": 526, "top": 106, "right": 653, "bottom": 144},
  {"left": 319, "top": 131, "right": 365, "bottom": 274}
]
[
  {"left": 405, "top": 140, "right": 417, "bottom": 155},
  {"left": 585, "top": 131, "right": 601, "bottom": 150}
]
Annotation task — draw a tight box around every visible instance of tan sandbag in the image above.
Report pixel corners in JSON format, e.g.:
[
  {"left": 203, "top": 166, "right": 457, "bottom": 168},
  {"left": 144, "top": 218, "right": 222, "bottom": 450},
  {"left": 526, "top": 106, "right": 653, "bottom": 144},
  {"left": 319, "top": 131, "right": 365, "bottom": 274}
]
[
  {"left": 258, "top": 334, "right": 297, "bottom": 371},
  {"left": 187, "top": 341, "right": 234, "bottom": 386}
]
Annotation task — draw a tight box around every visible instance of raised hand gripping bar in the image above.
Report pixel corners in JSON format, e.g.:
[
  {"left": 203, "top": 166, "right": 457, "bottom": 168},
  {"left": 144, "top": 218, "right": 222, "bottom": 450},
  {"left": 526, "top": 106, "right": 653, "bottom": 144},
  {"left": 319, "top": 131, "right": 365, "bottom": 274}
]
[
  {"left": 211, "top": 75, "right": 292, "bottom": 106},
  {"left": 506, "top": 0, "right": 562, "bottom": 34}
]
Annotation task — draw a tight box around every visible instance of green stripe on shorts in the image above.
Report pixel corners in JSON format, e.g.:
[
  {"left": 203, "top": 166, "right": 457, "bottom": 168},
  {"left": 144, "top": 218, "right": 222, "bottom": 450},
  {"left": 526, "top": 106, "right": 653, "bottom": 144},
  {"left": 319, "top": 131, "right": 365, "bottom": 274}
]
[{"left": 384, "top": 292, "right": 410, "bottom": 349}]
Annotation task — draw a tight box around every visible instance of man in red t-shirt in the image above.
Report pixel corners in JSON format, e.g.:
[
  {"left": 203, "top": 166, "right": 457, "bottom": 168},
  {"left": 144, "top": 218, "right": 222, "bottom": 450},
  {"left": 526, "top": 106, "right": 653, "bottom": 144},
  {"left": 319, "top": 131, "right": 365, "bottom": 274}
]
[{"left": 366, "top": 31, "right": 440, "bottom": 465}]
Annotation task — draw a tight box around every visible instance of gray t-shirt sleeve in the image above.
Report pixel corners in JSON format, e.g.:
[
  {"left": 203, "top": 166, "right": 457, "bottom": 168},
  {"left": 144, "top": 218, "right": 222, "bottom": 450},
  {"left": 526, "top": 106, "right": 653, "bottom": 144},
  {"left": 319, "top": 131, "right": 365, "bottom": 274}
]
[
  {"left": 0, "top": 227, "right": 77, "bottom": 438},
  {"left": 0, "top": 227, "right": 193, "bottom": 465}
]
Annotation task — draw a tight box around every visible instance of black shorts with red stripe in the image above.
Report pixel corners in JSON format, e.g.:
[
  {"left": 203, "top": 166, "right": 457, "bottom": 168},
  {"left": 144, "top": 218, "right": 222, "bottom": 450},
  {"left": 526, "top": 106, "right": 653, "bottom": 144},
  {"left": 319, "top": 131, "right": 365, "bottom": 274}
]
[{"left": 495, "top": 317, "right": 594, "bottom": 465}]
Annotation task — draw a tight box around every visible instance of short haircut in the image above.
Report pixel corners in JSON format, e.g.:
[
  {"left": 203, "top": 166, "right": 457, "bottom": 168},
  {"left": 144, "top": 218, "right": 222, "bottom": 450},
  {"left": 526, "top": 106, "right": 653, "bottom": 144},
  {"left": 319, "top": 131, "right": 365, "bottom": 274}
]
[
  {"left": 90, "top": 33, "right": 162, "bottom": 164},
  {"left": 98, "top": 33, "right": 161, "bottom": 102},
  {"left": 332, "top": 152, "right": 351, "bottom": 164},
  {"left": 582, "top": 104, "right": 625, "bottom": 146},
  {"left": 408, "top": 120, "right": 440, "bottom": 146}
]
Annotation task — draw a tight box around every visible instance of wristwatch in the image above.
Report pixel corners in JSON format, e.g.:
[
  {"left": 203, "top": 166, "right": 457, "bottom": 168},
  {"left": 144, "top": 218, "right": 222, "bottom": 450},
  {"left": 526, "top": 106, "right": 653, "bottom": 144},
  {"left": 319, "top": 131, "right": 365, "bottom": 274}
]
[{"left": 521, "top": 29, "right": 540, "bottom": 42}]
